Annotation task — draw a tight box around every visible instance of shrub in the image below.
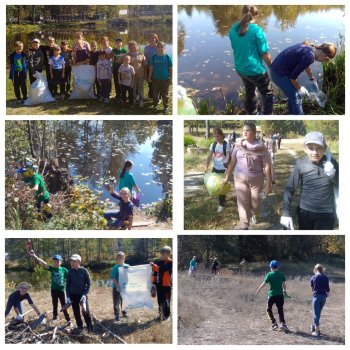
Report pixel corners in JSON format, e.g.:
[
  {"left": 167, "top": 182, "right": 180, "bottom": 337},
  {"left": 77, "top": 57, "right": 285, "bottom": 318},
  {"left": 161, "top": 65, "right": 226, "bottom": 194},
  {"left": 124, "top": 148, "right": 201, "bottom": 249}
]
[
  {"left": 29, "top": 265, "right": 51, "bottom": 290},
  {"left": 184, "top": 134, "right": 196, "bottom": 148}
]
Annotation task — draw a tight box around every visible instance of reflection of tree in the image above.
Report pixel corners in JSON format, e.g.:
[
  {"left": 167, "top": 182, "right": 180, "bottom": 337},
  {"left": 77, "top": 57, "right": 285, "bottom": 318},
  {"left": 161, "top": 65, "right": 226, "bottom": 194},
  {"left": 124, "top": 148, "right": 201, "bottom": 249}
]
[
  {"left": 151, "top": 121, "right": 172, "bottom": 196},
  {"left": 178, "top": 22, "right": 185, "bottom": 56}
]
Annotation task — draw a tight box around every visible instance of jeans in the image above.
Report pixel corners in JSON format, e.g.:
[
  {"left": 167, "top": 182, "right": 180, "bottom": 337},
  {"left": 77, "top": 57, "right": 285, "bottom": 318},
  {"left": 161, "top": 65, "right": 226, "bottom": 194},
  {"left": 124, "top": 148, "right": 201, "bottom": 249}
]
[
  {"left": 133, "top": 76, "right": 144, "bottom": 104},
  {"left": 238, "top": 72, "right": 273, "bottom": 115},
  {"left": 312, "top": 294, "right": 327, "bottom": 327},
  {"left": 267, "top": 295, "right": 285, "bottom": 324},
  {"left": 70, "top": 294, "right": 92, "bottom": 329},
  {"left": 13, "top": 71, "right": 27, "bottom": 100},
  {"left": 51, "top": 289, "right": 70, "bottom": 320},
  {"left": 5, "top": 298, "right": 23, "bottom": 317},
  {"left": 297, "top": 207, "right": 335, "bottom": 230},
  {"left": 112, "top": 68, "right": 122, "bottom": 100},
  {"left": 212, "top": 167, "right": 226, "bottom": 207},
  {"left": 100, "top": 79, "right": 111, "bottom": 99},
  {"left": 51, "top": 69, "right": 65, "bottom": 96},
  {"left": 104, "top": 210, "right": 125, "bottom": 228},
  {"left": 152, "top": 80, "right": 170, "bottom": 109},
  {"left": 270, "top": 68, "right": 304, "bottom": 115},
  {"left": 156, "top": 285, "right": 171, "bottom": 319}
]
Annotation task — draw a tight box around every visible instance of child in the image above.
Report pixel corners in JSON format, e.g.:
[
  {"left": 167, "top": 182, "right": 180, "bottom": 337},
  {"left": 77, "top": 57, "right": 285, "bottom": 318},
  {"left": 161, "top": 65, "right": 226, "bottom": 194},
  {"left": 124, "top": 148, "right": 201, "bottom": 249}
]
[
  {"left": 101, "top": 36, "right": 113, "bottom": 61},
  {"left": 148, "top": 41, "right": 172, "bottom": 115},
  {"left": 66, "top": 254, "right": 93, "bottom": 333},
  {"left": 189, "top": 256, "right": 198, "bottom": 276},
  {"left": 5, "top": 282, "right": 43, "bottom": 321},
  {"left": 118, "top": 55, "right": 135, "bottom": 107},
  {"left": 8, "top": 41, "right": 27, "bottom": 103},
  {"left": 29, "top": 251, "right": 71, "bottom": 324},
  {"left": 110, "top": 252, "right": 130, "bottom": 322},
  {"left": 60, "top": 41, "right": 73, "bottom": 96},
  {"left": 211, "top": 258, "right": 219, "bottom": 275},
  {"left": 104, "top": 187, "right": 133, "bottom": 230},
  {"left": 89, "top": 41, "right": 101, "bottom": 97},
  {"left": 256, "top": 260, "right": 288, "bottom": 331},
  {"left": 310, "top": 264, "right": 330, "bottom": 337},
  {"left": 281, "top": 131, "right": 339, "bottom": 230},
  {"left": 49, "top": 46, "right": 65, "bottom": 99},
  {"left": 112, "top": 38, "right": 127, "bottom": 102},
  {"left": 118, "top": 160, "right": 140, "bottom": 195},
  {"left": 127, "top": 41, "right": 147, "bottom": 107},
  {"left": 144, "top": 33, "right": 159, "bottom": 99},
  {"left": 266, "top": 134, "right": 277, "bottom": 163},
  {"left": 40, "top": 36, "right": 55, "bottom": 95},
  {"left": 150, "top": 246, "right": 172, "bottom": 320},
  {"left": 205, "top": 128, "right": 230, "bottom": 213},
  {"left": 28, "top": 38, "right": 44, "bottom": 84},
  {"left": 96, "top": 50, "right": 112, "bottom": 103},
  {"left": 73, "top": 39, "right": 90, "bottom": 65}
]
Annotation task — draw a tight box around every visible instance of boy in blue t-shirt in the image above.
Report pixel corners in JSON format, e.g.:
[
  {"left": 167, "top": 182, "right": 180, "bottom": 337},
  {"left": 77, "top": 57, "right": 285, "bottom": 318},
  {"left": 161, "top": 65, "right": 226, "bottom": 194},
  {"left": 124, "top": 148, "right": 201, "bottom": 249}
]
[
  {"left": 8, "top": 41, "right": 28, "bottom": 103},
  {"left": 49, "top": 46, "right": 66, "bottom": 99},
  {"left": 148, "top": 41, "right": 172, "bottom": 115},
  {"left": 110, "top": 251, "right": 130, "bottom": 322}
]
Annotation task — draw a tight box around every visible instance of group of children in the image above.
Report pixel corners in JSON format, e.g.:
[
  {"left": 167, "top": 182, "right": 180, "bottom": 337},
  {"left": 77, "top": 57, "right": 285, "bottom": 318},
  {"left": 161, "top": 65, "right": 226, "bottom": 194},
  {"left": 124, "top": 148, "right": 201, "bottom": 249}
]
[
  {"left": 5, "top": 246, "right": 173, "bottom": 333},
  {"left": 8, "top": 32, "right": 172, "bottom": 114}
]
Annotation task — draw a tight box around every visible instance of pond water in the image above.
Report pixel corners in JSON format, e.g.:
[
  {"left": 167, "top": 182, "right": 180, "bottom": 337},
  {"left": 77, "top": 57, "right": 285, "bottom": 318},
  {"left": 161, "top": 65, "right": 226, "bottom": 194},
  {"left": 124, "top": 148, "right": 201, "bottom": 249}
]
[
  {"left": 55, "top": 120, "right": 172, "bottom": 206},
  {"left": 6, "top": 22, "right": 173, "bottom": 58},
  {"left": 178, "top": 5, "right": 345, "bottom": 112}
]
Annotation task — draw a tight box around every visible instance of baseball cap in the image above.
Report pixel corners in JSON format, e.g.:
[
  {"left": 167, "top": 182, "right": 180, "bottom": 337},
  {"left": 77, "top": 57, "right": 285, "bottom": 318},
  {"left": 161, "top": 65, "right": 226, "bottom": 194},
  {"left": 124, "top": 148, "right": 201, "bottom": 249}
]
[
  {"left": 269, "top": 260, "right": 279, "bottom": 269},
  {"left": 304, "top": 132, "right": 326, "bottom": 147},
  {"left": 115, "top": 38, "right": 123, "bottom": 42},
  {"left": 52, "top": 254, "right": 62, "bottom": 261},
  {"left": 69, "top": 254, "right": 81, "bottom": 262},
  {"left": 32, "top": 38, "right": 40, "bottom": 43}
]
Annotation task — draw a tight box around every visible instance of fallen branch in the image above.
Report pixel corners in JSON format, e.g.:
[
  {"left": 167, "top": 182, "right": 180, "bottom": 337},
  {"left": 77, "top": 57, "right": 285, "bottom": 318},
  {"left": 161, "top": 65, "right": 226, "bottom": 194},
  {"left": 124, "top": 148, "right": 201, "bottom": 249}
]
[
  {"left": 92, "top": 314, "right": 127, "bottom": 344},
  {"left": 52, "top": 326, "right": 57, "bottom": 341}
]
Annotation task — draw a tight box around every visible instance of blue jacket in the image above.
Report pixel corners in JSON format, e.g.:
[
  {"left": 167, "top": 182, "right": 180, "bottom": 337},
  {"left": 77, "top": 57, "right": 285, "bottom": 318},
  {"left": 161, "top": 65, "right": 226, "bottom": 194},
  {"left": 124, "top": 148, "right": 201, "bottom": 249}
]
[{"left": 9, "top": 51, "right": 27, "bottom": 80}]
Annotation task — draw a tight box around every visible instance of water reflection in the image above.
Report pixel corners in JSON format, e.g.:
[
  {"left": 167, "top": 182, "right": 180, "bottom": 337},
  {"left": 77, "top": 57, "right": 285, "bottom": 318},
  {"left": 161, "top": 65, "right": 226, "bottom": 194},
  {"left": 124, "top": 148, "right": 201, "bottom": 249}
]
[{"left": 178, "top": 5, "right": 345, "bottom": 111}]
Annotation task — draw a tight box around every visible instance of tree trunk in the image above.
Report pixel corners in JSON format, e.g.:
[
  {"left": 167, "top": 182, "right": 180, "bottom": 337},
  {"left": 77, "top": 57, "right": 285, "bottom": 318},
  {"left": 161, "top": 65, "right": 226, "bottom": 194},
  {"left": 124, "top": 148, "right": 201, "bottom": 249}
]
[
  {"left": 32, "top": 5, "right": 36, "bottom": 25},
  {"left": 205, "top": 120, "right": 210, "bottom": 139},
  {"left": 26, "top": 121, "right": 37, "bottom": 158}
]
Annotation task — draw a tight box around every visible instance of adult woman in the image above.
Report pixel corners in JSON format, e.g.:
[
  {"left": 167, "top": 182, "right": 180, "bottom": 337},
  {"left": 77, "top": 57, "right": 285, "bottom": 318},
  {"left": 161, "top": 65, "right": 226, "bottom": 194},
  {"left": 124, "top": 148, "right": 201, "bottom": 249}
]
[
  {"left": 228, "top": 5, "right": 273, "bottom": 115},
  {"left": 223, "top": 122, "right": 272, "bottom": 229},
  {"left": 144, "top": 33, "right": 159, "bottom": 99},
  {"left": 270, "top": 42, "right": 337, "bottom": 115}
]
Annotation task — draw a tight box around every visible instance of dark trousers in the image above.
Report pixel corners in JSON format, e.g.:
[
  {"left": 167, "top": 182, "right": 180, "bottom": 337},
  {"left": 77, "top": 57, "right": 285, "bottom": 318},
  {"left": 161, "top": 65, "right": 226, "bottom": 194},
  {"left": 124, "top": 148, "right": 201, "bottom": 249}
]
[
  {"left": 112, "top": 288, "right": 123, "bottom": 317},
  {"left": 153, "top": 80, "right": 170, "bottom": 108},
  {"left": 13, "top": 71, "right": 27, "bottom": 100},
  {"left": 113, "top": 68, "right": 122, "bottom": 100},
  {"left": 212, "top": 167, "right": 226, "bottom": 206},
  {"left": 156, "top": 285, "right": 171, "bottom": 319},
  {"left": 100, "top": 79, "right": 111, "bottom": 99},
  {"left": 297, "top": 207, "right": 335, "bottom": 230},
  {"left": 51, "top": 69, "right": 65, "bottom": 96},
  {"left": 37, "top": 198, "right": 53, "bottom": 220},
  {"left": 212, "top": 267, "right": 218, "bottom": 275},
  {"left": 51, "top": 289, "right": 70, "bottom": 321},
  {"left": 238, "top": 72, "right": 273, "bottom": 115},
  {"left": 104, "top": 210, "right": 125, "bottom": 228},
  {"left": 45, "top": 65, "right": 54, "bottom": 95},
  {"left": 121, "top": 84, "right": 133, "bottom": 105},
  {"left": 267, "top": 295, "right": 285, "bottom": 324},
  {"left": 64, "top": 66, "right": 72, "bottom": 93},
  {"left": 5, "top": 297, "right": 23, "bottom": 317},
  {"left": 29, "top": 69, "right": 43, "bottom": 84},
  {"left": 70, "top": 294, "right": 92, "bottom": 329}
]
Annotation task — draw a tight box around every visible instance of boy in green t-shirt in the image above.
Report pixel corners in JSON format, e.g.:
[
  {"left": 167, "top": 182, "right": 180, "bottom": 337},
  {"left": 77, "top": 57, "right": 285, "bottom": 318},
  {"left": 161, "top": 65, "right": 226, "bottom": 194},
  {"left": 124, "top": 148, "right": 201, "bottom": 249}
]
[
  {"left": 110, "top": 251, "right": 130, "bottom": 322},
  {"left": 256, "top": 260, "right": 288, "bottom": 331},
  {"left": 29, "top": 250, "right": 71, "bottom": 325}
]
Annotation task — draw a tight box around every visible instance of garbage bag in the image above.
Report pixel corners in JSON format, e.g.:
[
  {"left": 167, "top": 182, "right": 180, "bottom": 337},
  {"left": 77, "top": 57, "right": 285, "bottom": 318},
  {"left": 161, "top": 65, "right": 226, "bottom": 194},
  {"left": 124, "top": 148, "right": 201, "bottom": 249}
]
[
  {"left": 178, "top": 85, "right": 197, "bottom": 115},
  {"left": 24, "top": 72, "right": 55, "bottom": 105},
  {"left": 69, "top": 65, "right": 96, "bottom": 100},
  {"left": 204, "top": 172, "right": 231, "bottom": 196},
  {"left": 119, "top": 264, "right": 153, "bottom": 309},
  {"left": 132, "top": 192, "right": 140, "bottom": 207}
]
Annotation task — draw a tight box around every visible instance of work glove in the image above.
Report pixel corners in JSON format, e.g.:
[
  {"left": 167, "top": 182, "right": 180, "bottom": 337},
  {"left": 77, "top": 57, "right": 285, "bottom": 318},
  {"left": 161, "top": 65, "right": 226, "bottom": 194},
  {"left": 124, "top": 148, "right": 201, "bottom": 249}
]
[
  {"left": 15, "top": 314, "right": 24, "bottom": 321},
  {"left": 324, "top": 148, "right": 336, "bottom": 178},
  {"left": 80, "top": 295, "right": 86, "bottom": 303},
  {"left": 310, "top": 80, "right": 319, "bottom": 91},
  {"left": 66, "top": 297, "right": 71, "bottom": 304},
  {"left": 298, "top": 86, "right": 309, "bottom": 97},
  {"left": 280, "top": 216, "right": 294, "bottom": 230}
]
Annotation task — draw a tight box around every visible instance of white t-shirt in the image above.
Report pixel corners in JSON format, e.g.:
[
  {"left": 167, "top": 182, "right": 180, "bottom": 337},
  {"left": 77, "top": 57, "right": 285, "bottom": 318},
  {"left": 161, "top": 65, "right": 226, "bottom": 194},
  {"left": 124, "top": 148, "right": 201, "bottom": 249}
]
[
  {"left": 118, "top": 64, "right": 135, "bottom": 87},
  {"left": 210, "top": 142, "right": 228, "bottom": 171}
]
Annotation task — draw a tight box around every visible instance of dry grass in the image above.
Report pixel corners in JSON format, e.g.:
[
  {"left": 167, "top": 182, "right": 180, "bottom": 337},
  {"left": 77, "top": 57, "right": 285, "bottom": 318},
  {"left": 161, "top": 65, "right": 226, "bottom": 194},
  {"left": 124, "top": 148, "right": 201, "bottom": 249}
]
[
  {"left": 5, "top": 287, "right": 172, "bottom": 344},
  {"left": 178, "top": 270, "right": 345, "bottom": 345}
]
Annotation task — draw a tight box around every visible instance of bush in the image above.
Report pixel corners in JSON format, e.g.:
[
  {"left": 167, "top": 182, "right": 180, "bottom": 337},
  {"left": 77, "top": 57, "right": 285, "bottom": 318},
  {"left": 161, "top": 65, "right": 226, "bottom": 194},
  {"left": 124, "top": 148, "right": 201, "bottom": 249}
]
[
  {"left": 184, "top": 134, "right": 196, "bottom": 148},
  {"left": 198, "top": 137, "right": 214, "bottom": 149},
  {"left": 29, "top": 265, "right": 51, "bottom": 290}
]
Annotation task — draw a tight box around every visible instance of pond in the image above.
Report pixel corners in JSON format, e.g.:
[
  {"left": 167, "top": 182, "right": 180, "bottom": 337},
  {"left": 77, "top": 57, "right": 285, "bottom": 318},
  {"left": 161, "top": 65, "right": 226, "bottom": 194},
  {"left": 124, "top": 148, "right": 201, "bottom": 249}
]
[
  {"left": 178, "top": 5, "right": 345, "bottom": 112},
  {"left": 6, "top": 22, "right": 173, "bottom": 59},
  {"left": 54, "top": 120, "right": 172, "bottom": 206}
]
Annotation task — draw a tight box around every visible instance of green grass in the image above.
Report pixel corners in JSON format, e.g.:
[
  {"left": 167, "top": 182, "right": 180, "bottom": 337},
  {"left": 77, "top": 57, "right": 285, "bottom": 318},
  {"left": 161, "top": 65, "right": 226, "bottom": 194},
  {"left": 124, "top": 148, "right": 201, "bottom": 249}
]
[{"left": 6, "top": 69, "right": 172, "bottom": 115}]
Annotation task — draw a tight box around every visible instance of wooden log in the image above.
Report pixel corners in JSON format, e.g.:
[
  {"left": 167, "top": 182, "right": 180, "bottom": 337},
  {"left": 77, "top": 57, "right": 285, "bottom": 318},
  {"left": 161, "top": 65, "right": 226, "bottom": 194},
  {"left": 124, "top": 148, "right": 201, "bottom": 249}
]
[{"left": 91, "top": 314, "right": 127, "bottom": 344}]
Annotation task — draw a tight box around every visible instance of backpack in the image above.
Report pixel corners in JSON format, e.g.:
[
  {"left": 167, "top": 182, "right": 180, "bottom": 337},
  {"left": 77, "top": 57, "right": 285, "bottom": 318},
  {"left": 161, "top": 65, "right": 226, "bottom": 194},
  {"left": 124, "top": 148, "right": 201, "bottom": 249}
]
[{"left": 212, "top": 140, "right": 228, "bottom": 156}]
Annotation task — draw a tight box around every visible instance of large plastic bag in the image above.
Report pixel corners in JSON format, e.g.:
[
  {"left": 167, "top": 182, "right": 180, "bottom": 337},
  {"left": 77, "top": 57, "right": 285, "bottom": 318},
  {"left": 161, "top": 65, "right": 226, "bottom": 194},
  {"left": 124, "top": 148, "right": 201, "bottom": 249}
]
[
  {"left": 119, "top": 264, "right": 153, "bottom": 309},
  {"left": 24, "top": 72, "right": 55, "bottom": 105},
  {"left": 204, "top": 172, "right": 231, "bottom": 196},
  {"left": 132, "top": 192, "right": 140, "bottom": 207},
  {"left": 69, "top": 65, "right": 96, "bottom": 100},
  {"left": 178, "top": 85, "right": 197, "bottom": 115}
]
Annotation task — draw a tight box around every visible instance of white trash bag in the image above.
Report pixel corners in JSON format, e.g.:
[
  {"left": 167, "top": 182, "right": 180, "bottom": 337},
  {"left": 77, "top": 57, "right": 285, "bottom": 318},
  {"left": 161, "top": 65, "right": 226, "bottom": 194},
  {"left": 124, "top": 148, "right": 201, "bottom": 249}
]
[
  {"left": 119, "top": 264, "right": 153, "bottom": 309},
  {"left": 69, "top": 65, "right": 96, "bottom": 100},
  {"left": 24, "top": 72, "right": 55, "bottom": 105}
]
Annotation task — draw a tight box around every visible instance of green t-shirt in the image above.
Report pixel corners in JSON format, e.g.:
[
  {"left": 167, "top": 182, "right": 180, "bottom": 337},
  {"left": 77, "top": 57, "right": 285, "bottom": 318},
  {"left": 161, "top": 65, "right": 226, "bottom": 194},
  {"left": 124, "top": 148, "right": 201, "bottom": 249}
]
[
  {"left": 14, "top": 54, "right": 24, "bottom": 72},
  {"left": 111, "top": 263, "right": 130, "bottom": 288},
  {"left": 229, "top": 22, "right": 268, "bottom": 76},
  {"left": 30, "top": 173, "right": 50, "bottom": 202},
  {"left": 112, "top": 47, "right": 127, "bottom": 70},
  {"left": 264, "top": 271, "right": 286, "bottom": 297},
  {"left": 118, "top": 171, "right": 136, "bottom": 194},
  {"left": 49, "top": 265, "right": 68, "bottom": 291}
]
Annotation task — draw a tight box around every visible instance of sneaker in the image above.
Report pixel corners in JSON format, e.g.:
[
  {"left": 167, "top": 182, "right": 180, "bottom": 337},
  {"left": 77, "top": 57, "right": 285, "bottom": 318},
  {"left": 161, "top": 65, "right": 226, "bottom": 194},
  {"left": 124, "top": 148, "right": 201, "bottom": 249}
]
[
  {"left": 270, "top": 323, "right": 278, "bottom": 331},
  {"left": 311, "top": 324, "right": 315, "bottom": 333},
  {"left": 279, "top": 323, "right": 289, "bottom": 332},
  {"left": 122, "top": 310, "right": 128, "bottom": 318},
  {"left": 312, "top": 330, "right": 321, "bottom": 337},
  {"left": 163, "top": 108, "right": 169, "bottom": 115},
  {"left": 217, "top": 205, "right": 225, "bottom": 213}
]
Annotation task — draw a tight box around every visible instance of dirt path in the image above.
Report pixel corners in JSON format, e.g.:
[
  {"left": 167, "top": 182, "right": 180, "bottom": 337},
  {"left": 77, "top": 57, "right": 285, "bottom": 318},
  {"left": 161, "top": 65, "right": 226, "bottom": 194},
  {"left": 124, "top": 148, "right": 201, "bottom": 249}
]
[
  {"left": 132, "top": 209, "right": 172, "bottom": 230},
  {"left": 184, "top": 139, "right": 305, "bottom": 230}
]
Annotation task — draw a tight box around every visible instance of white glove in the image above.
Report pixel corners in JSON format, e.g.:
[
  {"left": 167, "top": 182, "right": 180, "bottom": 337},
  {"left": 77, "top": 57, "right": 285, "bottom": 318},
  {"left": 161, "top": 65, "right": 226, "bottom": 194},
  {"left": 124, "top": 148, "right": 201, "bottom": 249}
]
[
  {"left": 298, "top": 86, "right": 309, "bottom": 97},
  {"left": 80, "top": 295, "right": 86, "bottom": 303},
  {"left": 310, "top": 80, "right": 319, "bottom": 91},
  {"left": 15, "top": 314, "right": 24, "bottom": 321},
  {"left": 66, "top": 297, "right": 71, "bottom": 304},
  {"left": 324, "top": 148, "right": 335, "bottom": 177},
  {"left": 280, "top": 216, "right": 294, "bottom": 230}
]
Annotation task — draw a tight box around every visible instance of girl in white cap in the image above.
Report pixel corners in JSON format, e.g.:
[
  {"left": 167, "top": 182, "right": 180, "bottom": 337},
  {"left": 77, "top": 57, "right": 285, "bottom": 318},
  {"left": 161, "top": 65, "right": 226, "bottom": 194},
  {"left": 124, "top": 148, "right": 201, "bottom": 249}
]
[{"left": 281, "top": 131, "right": 339, "bottom": 230}]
